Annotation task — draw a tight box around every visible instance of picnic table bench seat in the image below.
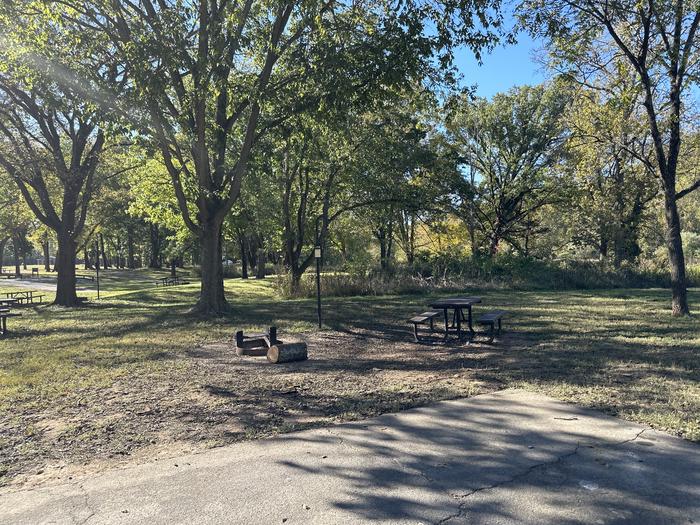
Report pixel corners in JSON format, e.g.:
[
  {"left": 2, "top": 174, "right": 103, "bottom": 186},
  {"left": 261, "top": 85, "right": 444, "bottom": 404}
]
[
  {"left": 477, "top": 310, "right": 507, "bottom": 343},
  {"left": 408, "top": 311, "right": 441, "bottom": 342}
]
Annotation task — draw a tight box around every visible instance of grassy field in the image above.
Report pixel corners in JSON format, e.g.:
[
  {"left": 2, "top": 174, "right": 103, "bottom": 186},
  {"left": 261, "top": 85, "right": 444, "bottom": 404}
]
[{"left": 0, "top": 268, "right": 698, "bottom": 487}]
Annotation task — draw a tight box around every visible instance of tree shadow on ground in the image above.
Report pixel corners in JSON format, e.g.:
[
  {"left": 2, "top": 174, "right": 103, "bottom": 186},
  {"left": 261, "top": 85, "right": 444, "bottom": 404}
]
[{"left": 271, "top": 395, "right": 700, "bottom": 523}]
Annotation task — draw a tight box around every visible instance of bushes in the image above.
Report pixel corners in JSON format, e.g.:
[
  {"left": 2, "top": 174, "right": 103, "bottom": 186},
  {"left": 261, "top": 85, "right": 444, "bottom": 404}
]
[{"left": 274, "top": 253, "right": 698, "bottom": 299}]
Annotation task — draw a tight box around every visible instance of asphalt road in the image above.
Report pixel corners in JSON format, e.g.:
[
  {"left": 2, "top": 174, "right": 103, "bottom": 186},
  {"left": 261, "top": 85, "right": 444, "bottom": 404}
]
[{"left": 2, "top": 389, "right": 698, "bottom": 524}]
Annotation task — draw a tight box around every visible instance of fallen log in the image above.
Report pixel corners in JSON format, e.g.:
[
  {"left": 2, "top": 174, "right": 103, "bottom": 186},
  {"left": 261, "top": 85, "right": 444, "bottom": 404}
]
[{"left": 267, "top": 342, "right": 308, "bottom": 364}]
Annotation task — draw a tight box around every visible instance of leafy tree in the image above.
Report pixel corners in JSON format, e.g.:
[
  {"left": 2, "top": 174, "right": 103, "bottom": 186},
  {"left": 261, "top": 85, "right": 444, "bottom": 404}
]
[
  {"left": 564, "top": 73, "right": 658, "bottom": 266},
  {"left": 49, "top": 0, "right": 507, "bottom": 313},
  {"left": 0, "top": 2, "right": 119, "bottom": 305},
  {"left": 446, "top": 83, "right": 572, "bottom": 256},
  {"left": 519, "top": 0, "right": 700, "bottom": 314}
]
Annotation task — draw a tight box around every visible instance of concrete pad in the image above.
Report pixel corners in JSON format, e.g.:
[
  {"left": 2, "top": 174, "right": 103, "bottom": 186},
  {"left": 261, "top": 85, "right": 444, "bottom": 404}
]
[{"left": 1, "top": 389, "right": 698, "bottom": 524}]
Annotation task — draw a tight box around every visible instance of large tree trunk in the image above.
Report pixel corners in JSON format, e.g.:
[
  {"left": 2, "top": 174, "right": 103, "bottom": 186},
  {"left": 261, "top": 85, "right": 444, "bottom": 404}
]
[
  {"left": 149, "top": 224, "right": 162, "bottom": 268},
  {"left": 663, "top": 190, "right": 689, "bottom": 315},
  {"left": 239, "top": 234, "right": 248, "bottom": 279},
  {"left": 43, "top": 240, "right": 51, "bottom": 271},
  {"left": 290, "top": 268, "right": 303, "bottom": 294},
  {"left": 99, "top": 234, "right": 109, "bottom": 269},
  {"left": 196, "top": 222, "right": 228, "bottom": 314},
  {"left": 0, "top": 237, "right": 7, "bottom": 273},
  {"left": 84, "top": 248, "right": 93, "bottom": 270},
  {"left": 13, "top": 237, "right": 21, "bottom": 277},
  {"left": 54, "top": 232, "right": 78, "bottom": 306},
  {"left": 256, "top": 248, "right": 266, "bottom": 279},
  {"left": 488, "top": 235, "right": 500, "bottom": 257}
]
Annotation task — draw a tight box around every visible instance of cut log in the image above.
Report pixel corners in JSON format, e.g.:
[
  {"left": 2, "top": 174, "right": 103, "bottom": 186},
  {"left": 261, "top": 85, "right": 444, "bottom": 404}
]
[{"left": 267, "top": 342, "right": 308, "bottom": 364}]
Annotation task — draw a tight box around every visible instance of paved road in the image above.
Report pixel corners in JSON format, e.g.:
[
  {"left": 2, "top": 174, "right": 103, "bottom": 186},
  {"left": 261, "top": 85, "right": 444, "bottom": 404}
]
[{"left": 2, "top": 389, "right": 698, "bottom": 524}]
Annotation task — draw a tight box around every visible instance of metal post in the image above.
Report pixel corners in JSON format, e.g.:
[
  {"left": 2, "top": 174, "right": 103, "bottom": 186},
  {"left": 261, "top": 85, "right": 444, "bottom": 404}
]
[{"left": 315, "top": 219, "right": 322, "bottom": 329}]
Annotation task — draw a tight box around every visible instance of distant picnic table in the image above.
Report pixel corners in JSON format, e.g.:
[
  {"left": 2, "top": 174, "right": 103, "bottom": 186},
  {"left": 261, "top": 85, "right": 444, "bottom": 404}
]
[
  {"left": 429, "top": 296, "right": 482, "bottom": 340},
  {"left": 2, "top": 290, "right": 45, "bottom": 305},
  {"left": 155, "top": 275, "right": 189, "bottom": 287}
]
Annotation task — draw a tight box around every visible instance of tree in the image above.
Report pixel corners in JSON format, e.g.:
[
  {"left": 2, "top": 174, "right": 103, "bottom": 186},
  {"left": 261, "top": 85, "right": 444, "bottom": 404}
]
[
  {"left": 446, "top": 83, "right": 572, "bottom": 256},
  {"left": 0, "top": 2, "right": 118, "bottom": 305},
  {"left": 519, "top": 0, "right": 700, "bottom": 314},
  {"left": 51, "top": 0, "right": 507, "bottom": 314},
  {"left": 564, "top": 72, "right": 658, "bottom": 266}
]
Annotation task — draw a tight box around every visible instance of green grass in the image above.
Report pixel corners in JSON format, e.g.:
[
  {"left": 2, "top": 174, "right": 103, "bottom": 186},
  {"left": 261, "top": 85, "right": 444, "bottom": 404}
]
[{"left": 0, "top": 270, "right": 698, "bottom": 486}]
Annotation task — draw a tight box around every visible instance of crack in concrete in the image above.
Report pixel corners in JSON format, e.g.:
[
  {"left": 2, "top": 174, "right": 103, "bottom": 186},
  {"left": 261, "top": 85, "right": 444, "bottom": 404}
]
[
  {"left": 434, "top": 428, "right": 648, "bottom": 524},
  {"left": 73, "top": 483, "right": 96, "bottom": 525}
]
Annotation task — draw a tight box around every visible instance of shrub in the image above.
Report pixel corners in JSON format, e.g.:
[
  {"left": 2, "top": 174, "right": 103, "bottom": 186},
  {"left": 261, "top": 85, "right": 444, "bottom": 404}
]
[{"left": 273, "top": 253, "right": 695, "bottom": 299}]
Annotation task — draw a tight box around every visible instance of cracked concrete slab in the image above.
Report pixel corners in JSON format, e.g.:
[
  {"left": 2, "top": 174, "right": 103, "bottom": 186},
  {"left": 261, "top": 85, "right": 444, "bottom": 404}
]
[{"left": 1, "top": 389, "right": 698, "bottom": 524}]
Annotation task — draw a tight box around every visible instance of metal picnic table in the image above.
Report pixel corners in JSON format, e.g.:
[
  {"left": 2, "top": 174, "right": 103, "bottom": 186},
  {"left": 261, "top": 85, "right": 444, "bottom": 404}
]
[
  {"left": 429, "top": 296, "right": 482, "bottom": 340},
  {"left": 2, "top": 290, "right": 45, "bottom": 305}
]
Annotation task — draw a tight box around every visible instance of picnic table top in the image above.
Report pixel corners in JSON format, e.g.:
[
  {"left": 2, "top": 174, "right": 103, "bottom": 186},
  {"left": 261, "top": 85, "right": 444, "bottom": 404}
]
[
  {"left": 430, "top": 296, "right": 482, "bottom": 308},
  {"left": 4, "top": 290, "right": 36, "bottom": 297},
  {"left": 3, "top": 291, "right": 44, "bottom": 300}
]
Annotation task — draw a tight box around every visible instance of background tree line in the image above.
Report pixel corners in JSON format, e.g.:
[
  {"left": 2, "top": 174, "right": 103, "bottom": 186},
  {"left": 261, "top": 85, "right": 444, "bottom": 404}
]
[{"left": 0, "top": 0, "right": 699, "bottom": 315}]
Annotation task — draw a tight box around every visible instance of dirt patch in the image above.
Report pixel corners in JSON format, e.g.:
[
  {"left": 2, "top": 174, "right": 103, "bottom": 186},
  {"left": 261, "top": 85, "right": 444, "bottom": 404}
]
[{"left": 0, "top": 328, "right": 518, "bottom": 488}]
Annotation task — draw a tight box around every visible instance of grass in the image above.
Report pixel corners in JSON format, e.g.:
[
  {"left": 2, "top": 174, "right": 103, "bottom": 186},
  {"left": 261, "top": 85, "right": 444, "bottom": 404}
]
[{"left": 0, "top": 268, "right": 698, "bottom": 486}]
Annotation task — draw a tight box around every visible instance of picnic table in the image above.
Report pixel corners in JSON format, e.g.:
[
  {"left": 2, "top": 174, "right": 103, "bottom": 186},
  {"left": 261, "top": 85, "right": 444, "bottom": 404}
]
[
  {"left": 2, "top": 290, "right": 45, "bottom": 305},
  {"left": 155, "top": 276, "right": 189, "bottom": 287},
  {"left": 429, "top": 296, "right": 482, "bottom": 340}
]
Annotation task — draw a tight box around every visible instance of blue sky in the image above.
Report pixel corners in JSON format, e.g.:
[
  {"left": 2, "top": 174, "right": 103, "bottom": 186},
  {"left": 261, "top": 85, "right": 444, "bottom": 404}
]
[{"left": 453, "top": 32, "right": 548, "bottom": 98}]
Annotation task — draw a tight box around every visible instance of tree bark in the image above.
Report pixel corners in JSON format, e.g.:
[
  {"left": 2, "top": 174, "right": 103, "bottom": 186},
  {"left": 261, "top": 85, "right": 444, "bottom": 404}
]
[
  {"left": 149, "top": 224, "right": 162, "bottom": 268},
  {"left": 54, "top": 232, "right": 78, "bottom": 306},
  {"left": 84, "top": 248, "right": 93, "bottom": 270},
  {"left": 196, "top": 222, "right": 228, "bottom": 314},
  {"left": 663, "top": 189, "right": 689, "bottom": 315},
  {"left": 256, "top": 248, "right": 266, "bottom": 279},
  {"left": 13, "top": 237, "right": 21, "bottom": 277},
  {"left": 239, "top": 234, "right": 248, "bottom": 279},
  {"left": 43, "top": 240, "right": 51, "bottom": 271},
  {"left": 127, "top": 225, "right": 136, "bottom": 269},
  {"left": 489, "top": 235, "right": 500, "bottom": 257},
  {"left": 0, "top": 237, "right": 7, "bottom": 273},
  {"left": 99, "top": 234, "right": 109, "bottom": 269}
]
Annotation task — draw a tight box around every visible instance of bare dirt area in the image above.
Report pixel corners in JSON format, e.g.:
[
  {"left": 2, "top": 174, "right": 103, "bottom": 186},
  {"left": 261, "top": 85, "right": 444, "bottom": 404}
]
[{"left": 1, "top": 328, "right": 515, "bottom": 489}]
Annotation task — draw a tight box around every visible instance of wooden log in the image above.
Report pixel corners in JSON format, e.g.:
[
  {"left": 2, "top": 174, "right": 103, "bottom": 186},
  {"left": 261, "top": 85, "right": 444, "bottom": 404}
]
[{"left": 267, "top": 342, "right": 308, "bottom": 364}]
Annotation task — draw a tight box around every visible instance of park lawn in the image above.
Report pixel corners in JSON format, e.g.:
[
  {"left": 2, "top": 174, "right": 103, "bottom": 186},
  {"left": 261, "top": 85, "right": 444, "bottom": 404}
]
[{"left": 0, "top": 274, "right": 698, "bottom": 487}]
